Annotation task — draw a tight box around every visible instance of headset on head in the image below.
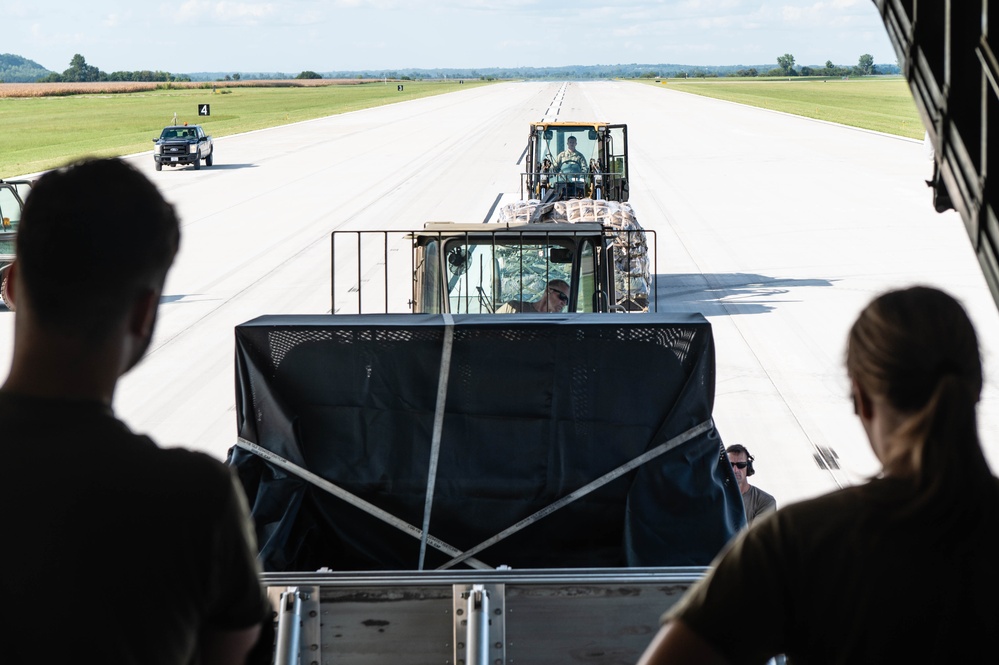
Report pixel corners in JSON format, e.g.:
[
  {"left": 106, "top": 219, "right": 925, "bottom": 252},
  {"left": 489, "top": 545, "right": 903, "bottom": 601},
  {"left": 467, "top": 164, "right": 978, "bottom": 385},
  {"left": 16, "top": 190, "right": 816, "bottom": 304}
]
[{"left": 725, "top": 444, "right": 755, "bottom": 476}]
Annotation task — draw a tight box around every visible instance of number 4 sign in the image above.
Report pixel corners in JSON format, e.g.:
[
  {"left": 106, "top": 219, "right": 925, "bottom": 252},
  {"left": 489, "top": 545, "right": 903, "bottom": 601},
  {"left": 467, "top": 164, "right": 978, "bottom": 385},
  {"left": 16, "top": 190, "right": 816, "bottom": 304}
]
[{"left": 198, "top": 104, "right": 211, "bottom": 116}]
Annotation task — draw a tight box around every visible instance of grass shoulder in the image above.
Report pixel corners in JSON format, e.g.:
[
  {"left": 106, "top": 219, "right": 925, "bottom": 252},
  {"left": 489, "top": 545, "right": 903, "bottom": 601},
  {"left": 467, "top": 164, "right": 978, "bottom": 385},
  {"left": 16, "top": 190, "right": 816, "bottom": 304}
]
[
  {"left": 0, "top": 79, "right": 496, "bottom": 178},
  {"left": 639, "top": 76, "right": 923, "bottom": 139}
]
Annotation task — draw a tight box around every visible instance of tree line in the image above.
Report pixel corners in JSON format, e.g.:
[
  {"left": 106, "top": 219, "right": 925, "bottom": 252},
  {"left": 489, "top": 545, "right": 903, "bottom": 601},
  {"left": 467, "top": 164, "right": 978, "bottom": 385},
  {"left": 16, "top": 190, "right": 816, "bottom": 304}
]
[
  {"left": 2, "top": 53, "right": 897, "bottom": 85},
  {"left": 772, "top": 53, "right": 878, "bottom": 77},
  {"left": 639, "top": 54, "right": 888, "bottom": 79},
  {"left": 35, "top": 54, "right": 192, "bottom": 83},
  {"left": 25, "top": 54, "right": 320, "bottom": 83},
  {"left": 727, "top": 54, "right": 879, "bottom": 78}
]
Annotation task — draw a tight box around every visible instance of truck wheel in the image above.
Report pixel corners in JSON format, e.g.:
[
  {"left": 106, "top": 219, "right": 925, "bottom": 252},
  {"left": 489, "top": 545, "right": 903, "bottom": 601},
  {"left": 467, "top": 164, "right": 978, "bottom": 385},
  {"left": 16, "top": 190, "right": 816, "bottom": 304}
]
[
  {"left": 193, "top": 153, "right": 201, "bottom": 171},
  {"left": 206, "top": 150, "right": 214, "bottom": 167},
  {"left": 155, "top": 161, "right": 162, "bottom": 172},
  {"left": 1, "top": 269, "right": 13, "bottom": 310}
]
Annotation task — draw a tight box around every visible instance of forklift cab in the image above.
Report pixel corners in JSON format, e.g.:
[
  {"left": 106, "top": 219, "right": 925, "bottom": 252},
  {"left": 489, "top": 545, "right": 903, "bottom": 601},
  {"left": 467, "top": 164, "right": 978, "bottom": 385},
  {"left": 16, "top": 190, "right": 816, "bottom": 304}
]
[
  {"left": 415, "top": 223, "right": 613, "bottom": 314},
  {"left": 523, "top": 122, "right": 629, "bottom": 203}
]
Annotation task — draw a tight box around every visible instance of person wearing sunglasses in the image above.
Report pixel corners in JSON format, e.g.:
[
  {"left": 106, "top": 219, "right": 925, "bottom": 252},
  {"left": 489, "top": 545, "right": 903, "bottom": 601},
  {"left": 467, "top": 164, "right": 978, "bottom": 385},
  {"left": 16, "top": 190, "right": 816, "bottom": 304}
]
[
  {"left": 726, "top": 444, "right": 776, "bottom": 525},
  {"left": 496, "top": 279, "right": 570, "bottom": 313}
]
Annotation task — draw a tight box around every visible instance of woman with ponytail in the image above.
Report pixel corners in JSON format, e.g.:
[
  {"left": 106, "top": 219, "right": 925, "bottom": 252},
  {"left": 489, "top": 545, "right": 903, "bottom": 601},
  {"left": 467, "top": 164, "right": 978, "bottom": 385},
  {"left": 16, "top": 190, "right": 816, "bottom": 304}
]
[{"left": 637, "top": 286, "right": 999, "bottom": 664}]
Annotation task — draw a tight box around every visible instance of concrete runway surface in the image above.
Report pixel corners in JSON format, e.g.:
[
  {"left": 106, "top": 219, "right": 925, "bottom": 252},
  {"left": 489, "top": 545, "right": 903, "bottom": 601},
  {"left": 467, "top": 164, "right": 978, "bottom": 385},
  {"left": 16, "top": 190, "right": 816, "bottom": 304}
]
[{"left": 1, "top": 80, "right": 996, "bottom": 509}]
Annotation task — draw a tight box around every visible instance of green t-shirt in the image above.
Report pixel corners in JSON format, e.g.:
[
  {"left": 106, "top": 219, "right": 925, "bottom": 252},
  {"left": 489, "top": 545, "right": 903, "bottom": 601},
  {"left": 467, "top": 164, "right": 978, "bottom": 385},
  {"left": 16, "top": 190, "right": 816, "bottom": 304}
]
[
  {"left": 666, "top": 477, "right": 999, "bottom": 664},
  {"left": 0, "top": 391, "right": 270, "bottom": 664}
]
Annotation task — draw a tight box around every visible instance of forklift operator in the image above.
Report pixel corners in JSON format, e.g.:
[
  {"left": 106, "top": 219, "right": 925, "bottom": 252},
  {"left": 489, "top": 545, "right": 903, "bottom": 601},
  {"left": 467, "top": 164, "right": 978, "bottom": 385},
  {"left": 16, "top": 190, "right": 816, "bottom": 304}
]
[
  {"left": 497, "top": 279, "right": 570, "bottom": 313},
  {"left": 553, "top": 136, "right": 588, "bottom": 174}
]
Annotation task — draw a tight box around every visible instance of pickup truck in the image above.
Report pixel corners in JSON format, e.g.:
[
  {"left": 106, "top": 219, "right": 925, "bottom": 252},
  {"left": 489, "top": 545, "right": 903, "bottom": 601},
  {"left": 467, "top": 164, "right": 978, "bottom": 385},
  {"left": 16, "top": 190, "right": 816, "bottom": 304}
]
[{"left": 152, "top": 124, "right": 214, "bottom": 171}]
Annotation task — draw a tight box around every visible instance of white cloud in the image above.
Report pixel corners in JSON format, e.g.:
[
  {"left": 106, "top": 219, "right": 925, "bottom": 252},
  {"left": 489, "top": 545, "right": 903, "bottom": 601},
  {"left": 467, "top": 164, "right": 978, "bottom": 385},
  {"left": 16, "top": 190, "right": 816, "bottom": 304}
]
[
  {"left": 325, "top": 0, "right": 416, "bottom": 9},
  {"left": 666, "top": 0, "right": 748, "bottom": 14},
  {"left": 172, "top": 0, "right": 279, "bottom": 25},
  {"left": 2, "top": 1, "right": 32, "bottom": 18},
  {"left": 216, "top": 1, "right": 277, "bottom": 20},
  {"left": 103, "top": 11, "right": 130, "bottom": 28},
  {"left": 781, "top": 1, "right": 869, "bottom": 27},
  {"left": 4, "top": 0, "right": 898, "bottom": 73}
]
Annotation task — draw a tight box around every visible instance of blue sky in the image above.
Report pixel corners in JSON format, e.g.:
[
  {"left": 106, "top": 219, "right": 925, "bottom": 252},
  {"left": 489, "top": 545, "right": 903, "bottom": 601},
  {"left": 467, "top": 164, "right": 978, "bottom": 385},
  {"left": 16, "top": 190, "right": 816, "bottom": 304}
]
[{"left": 3, "top": 1, "right": 897, "bottom": 74}]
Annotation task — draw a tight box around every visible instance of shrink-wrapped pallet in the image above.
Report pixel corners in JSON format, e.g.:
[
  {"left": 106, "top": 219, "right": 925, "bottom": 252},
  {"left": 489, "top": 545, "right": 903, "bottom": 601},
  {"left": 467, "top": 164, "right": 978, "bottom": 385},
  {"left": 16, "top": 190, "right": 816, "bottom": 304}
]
[
  {"left": 552, "top": 199, "right": 652, "bottom": 310},
  {"left": 497, "top": 199, "right": 542, "bottom": 224},
  {"left": 493, "top": 198, "right": 652, "bottom": 310}
]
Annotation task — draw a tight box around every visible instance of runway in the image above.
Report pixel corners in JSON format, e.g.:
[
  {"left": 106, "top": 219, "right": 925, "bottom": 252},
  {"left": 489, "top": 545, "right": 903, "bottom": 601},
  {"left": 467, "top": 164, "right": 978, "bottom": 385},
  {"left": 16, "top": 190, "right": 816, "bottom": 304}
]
[{"left": 2, "top": 80, "right": 996, "bottom": 508}]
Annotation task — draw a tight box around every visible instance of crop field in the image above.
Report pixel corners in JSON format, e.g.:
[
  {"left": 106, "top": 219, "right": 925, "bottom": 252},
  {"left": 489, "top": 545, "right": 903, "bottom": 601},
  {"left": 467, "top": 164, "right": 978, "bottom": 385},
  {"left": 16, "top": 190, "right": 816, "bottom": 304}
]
[
  {"left": 0, "top": 79, "right": 492, "bottom": 178},
  {"left": 0, "top": 78, "right": 365, "bottom": 98},
  {"left": 649, "top": 77, "right": 923, "bottom": 139}
]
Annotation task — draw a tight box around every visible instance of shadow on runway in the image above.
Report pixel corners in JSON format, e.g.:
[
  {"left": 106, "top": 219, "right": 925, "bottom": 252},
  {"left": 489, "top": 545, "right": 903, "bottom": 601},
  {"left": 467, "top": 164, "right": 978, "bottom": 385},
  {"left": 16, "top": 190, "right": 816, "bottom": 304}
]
[
  {"left": 156, "top": 164, "right": 257, "bottom": 172},
  {"left": 654, "top": 272, "right": 835, "bottom": 317},
  {"left": 203, "top": 164, "right": 257, "bottom": 170}
]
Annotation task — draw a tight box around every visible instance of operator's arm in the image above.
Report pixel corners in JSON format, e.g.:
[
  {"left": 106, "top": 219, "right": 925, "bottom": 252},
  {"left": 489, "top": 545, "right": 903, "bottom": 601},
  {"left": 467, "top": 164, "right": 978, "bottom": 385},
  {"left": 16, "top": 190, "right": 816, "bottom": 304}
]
[
  {"left": 199, "top": 469, "right": 272, "bottom": 664},
  {"left": 637, "top": 620, "right": 731, "bottom": 665}
]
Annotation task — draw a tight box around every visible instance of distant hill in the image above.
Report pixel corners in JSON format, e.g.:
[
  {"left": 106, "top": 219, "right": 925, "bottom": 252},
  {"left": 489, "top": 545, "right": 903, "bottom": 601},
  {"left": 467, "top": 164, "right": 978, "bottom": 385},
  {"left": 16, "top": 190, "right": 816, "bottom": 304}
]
[
  {"left": 3, "top": 56, "right": 901, "bottom": 84},
  {"left": 182, "top": 64, "right": 767, "bottom": 81},
  {"left": 183, "top": 62, "right": 901, "bottom": 82},
  {"left": 0, "top": 54, "right": 53, "bottom": 82},
  {"left": 184, "top": 72, "right": 296, "bottom": 81}
]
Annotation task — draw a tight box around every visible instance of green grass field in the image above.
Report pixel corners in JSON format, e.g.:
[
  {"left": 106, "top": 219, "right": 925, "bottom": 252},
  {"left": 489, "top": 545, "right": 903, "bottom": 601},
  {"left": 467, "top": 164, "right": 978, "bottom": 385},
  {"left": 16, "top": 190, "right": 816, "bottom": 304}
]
[
  {"left": 0, "top": 80, "right": 492, "bottom": 178},
  {"left": 647, "top": 77, "right": 923, "bottom": 139}
]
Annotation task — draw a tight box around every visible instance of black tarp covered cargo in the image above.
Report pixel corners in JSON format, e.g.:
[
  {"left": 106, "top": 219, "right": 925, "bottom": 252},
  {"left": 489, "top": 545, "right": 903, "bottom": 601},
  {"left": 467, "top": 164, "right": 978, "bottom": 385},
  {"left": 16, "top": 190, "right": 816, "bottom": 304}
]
[{"left": 227, "top": 313, "right": 745, "bottom": 572}]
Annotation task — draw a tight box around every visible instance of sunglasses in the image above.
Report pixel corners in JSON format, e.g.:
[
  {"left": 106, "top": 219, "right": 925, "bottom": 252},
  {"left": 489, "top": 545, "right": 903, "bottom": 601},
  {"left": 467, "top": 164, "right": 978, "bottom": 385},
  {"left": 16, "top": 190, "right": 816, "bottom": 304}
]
[
  {"left": 730, "top": 461, "right": 748, "bottom": 469},
  {"left": 550, "top": 288, "right": 568, "bottom": 304}
]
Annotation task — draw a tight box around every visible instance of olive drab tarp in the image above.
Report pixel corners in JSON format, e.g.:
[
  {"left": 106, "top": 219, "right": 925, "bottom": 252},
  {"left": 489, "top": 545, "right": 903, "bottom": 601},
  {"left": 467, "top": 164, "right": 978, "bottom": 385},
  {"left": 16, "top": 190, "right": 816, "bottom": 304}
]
[{"left": 227, "top": 313, "right": 745, "bottom": 572}]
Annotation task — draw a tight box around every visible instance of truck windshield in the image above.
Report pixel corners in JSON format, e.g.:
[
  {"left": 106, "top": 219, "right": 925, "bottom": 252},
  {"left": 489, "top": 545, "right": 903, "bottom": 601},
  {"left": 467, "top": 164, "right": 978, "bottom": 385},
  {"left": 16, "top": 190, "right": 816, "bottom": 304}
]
[
  {"left": 441, "top": 237, "right": 595, "bottom": 314},
  {"left": 1, "top": 186, "right": 22, "bottom": 231},
  {"left": 1, "top": 186, "right": 22, "bottom": 263},
  {"left": 537, "top": 127, "right": 597, "bottom": 171}
]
